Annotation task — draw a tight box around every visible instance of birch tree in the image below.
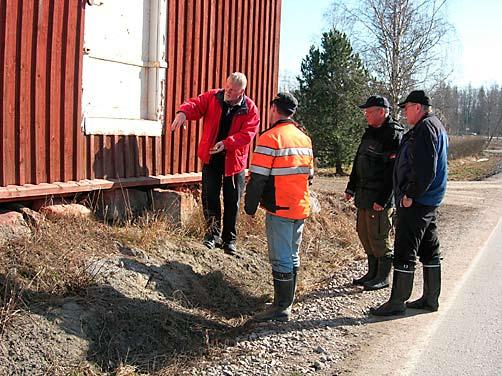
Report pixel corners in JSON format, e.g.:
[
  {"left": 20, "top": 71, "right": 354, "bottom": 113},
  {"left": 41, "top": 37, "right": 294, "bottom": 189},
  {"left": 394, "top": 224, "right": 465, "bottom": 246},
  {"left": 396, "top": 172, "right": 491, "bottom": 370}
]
[{"left": 327, "top": 0, "right": 453, "bottom": 112}]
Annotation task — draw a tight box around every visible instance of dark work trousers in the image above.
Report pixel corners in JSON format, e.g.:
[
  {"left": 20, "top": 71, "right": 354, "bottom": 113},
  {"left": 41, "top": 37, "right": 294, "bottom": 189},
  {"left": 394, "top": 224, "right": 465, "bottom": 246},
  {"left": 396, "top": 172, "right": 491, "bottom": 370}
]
[
  {"left": 393, "top": 203, "right": 441, "bottom": 271},
  {"left": 201, "top": 163, "right": 245, "bottom": 244},
  {"left": 356, "top": 207, "right": 393, "bottom": 257}
]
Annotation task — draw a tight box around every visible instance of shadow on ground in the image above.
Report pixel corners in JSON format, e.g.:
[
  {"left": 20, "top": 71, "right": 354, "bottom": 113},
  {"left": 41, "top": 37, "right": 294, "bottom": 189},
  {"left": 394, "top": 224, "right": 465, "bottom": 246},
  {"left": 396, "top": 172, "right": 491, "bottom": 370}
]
[{"left": 1, "top": 257, "right": 267, "bottom": 374}]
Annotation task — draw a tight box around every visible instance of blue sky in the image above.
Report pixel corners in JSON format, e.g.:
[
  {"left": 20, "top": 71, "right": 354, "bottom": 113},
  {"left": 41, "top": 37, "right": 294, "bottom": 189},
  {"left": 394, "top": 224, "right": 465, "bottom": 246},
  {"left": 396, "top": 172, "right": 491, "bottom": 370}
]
[{"left": 279, "top": 0, "right": 502, "bottom": 87}]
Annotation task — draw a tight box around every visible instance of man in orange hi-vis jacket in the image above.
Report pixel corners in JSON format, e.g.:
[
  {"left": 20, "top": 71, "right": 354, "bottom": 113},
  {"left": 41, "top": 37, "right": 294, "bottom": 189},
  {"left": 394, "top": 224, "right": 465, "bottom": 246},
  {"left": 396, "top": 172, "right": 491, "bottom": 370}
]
[{"left": 244, "top": 92, "right": 314, "bottom": 322}]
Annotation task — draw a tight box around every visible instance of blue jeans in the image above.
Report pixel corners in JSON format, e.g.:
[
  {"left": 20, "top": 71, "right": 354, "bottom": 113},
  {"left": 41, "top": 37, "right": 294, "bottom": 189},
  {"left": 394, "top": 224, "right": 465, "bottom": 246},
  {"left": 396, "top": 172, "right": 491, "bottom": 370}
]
[{"left": 266, "top": 213, "right": 305, "bottom": 273}]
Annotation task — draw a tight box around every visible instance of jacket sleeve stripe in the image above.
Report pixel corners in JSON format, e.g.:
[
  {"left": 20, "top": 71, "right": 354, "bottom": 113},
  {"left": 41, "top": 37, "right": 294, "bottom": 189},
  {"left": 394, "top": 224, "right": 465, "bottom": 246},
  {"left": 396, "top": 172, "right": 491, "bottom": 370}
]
[
  {"left": 255, "top": 146, "right": 313, "bottom": 157},
  {"left": 249, "top": 165, "right": 272, "bottom": 176},
  {"left": 249, "top": 165, "right": 313, "bottom": 176},
  {"left": 270, "top": 166, "right": 312, "bottom": 176}
]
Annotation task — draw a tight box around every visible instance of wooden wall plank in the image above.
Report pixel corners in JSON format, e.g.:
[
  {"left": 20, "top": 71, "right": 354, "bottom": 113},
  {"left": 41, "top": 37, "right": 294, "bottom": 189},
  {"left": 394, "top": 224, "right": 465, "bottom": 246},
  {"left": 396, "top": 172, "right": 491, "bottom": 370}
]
[
  {"left": 0, "top": 0, "right": 281, "bottom": 193},
  {"left": 0, "top": 0, "right": 5, "bottom": 186},
  {"left": 34, "top": 0, "right": 49, "bottom": 184},
  {"left": 2, "top": 0, "right": 18, "bottom": 185},
  {"left": 75, "top": 1, "right": 85, "bottom": 181},
  {"left": 19, "top": 0, "right": 35, "bottom": 185}
]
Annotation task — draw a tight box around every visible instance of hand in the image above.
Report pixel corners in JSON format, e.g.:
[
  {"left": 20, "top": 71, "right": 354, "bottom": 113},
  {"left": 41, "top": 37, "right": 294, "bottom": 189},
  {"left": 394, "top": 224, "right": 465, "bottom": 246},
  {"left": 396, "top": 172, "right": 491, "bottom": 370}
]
[
  {"left": 401, "top": 195, "right": 413, "bottom": 208},
  {"left": 209, "top": 141, "right": 225, "bottom": 154},
  {"left": 344, "top": 193, "right": 353, "bottom": 201},
  {"left": 170, "top": 112, "right": 187, "bottom": 131},
  {"left": 372, "top": 202, "right": 384, "bottom": 211}
]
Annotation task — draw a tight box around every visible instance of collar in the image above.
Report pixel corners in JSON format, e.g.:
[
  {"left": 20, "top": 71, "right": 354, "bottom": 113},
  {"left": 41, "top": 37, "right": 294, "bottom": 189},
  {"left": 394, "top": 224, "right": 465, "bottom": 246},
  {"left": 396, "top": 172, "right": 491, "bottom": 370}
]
[{"left": 216, "top": 90, "right": 248, "bottom": 112}]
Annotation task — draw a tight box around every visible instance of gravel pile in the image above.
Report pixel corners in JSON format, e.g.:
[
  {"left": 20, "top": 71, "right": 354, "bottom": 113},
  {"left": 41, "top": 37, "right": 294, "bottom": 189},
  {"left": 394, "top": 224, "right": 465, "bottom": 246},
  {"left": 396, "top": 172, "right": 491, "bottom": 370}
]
[{"left": 183, "top": 262, "right": 389, "bottom": 376}]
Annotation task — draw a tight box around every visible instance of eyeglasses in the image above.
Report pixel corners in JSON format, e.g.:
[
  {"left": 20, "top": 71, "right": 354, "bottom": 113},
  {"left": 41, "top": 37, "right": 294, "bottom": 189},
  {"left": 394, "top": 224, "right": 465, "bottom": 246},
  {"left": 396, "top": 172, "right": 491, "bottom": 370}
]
[
  {"left": 401, "top": 103, "right": 417, "bottom": 111},
  {"left": 363, "top": 108, "right": 381, "bottom": 114}
]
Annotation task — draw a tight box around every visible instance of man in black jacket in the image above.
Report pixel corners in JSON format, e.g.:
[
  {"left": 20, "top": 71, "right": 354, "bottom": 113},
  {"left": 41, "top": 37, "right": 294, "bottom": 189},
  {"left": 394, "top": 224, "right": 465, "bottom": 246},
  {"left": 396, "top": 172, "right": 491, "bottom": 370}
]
[{"left": 345, "top": 95, "right": 404, "bottom": 291}]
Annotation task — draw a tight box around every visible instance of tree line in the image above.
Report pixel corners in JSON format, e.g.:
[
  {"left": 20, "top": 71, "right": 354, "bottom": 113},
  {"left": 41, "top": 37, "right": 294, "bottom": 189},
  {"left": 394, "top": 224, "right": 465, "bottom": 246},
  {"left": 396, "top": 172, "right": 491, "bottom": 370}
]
[{"left": 433, "top": 83, "right": 502, "bottom": 140}]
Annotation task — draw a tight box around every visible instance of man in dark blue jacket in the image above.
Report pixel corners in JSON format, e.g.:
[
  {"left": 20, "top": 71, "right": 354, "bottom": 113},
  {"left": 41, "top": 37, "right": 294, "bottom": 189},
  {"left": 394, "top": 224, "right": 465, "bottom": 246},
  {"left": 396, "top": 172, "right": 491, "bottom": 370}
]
[{"left": 371, "top": 90, "right": 448, "bottom": 316}]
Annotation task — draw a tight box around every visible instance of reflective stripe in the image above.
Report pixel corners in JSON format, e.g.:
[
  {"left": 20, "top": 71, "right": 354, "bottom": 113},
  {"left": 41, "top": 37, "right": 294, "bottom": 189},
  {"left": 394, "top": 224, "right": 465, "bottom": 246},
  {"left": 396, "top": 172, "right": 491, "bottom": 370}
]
[
  {"left": 249, "top": 165, "right": 271, "bottom": 176},
  {"left": 250, "top": 165, "right": 312, "bottom": 176},
  {"left": 423, "top": 264, "right": 441, "bottom": 268},
  {"left": 270, "top": 166, "right": 311, "bottom": 176},
  {"left": 394, "top": 268, "right": 415, "bottom": 274},
  {"left": 309, "top": 168, "right": 315, "bottom": 178},
  {"left": 255, "top": 145, "right": 313, "bottom": 157}
]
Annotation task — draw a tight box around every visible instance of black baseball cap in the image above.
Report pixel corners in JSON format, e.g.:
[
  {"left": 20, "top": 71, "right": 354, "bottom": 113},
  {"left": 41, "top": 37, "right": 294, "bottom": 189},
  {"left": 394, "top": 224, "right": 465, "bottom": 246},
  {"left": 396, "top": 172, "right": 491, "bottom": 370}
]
[
  {"left": 271, "top": 92, "right": 298, "bottom": 115},
  {"left": 398, "top": 90, "right": 431, "bottom": 108},
  {"left": 358, "top": 95, "right": 390, "bottom": 109}
]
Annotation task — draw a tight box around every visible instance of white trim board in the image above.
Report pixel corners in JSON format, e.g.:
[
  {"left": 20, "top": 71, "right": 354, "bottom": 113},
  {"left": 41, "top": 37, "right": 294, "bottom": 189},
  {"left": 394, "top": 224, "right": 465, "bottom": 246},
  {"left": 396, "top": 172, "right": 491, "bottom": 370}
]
[{"left": 84, "top": 117, "right": 163, "bottom": 137}]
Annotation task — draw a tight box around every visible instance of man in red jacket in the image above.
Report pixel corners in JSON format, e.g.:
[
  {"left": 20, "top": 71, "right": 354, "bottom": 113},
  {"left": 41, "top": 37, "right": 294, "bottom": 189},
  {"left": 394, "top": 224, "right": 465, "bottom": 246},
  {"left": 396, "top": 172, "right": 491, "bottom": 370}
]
[{"left": 171, "top": 72, "right": 260, "bottom": 255}]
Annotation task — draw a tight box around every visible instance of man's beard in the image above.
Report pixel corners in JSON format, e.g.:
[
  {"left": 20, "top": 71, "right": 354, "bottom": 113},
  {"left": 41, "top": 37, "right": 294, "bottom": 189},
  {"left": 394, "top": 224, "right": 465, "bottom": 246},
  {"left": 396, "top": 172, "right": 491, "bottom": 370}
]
[{"left": 224, "top": 95, "right": 242, "bottom": 105}]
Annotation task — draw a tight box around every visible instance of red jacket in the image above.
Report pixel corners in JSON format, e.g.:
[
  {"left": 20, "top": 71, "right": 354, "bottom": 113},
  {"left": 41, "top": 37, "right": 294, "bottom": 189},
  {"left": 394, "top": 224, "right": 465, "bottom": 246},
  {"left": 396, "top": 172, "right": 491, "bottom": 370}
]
[{"left": 179, "top": 89, "right": 260, "bottom": 176}]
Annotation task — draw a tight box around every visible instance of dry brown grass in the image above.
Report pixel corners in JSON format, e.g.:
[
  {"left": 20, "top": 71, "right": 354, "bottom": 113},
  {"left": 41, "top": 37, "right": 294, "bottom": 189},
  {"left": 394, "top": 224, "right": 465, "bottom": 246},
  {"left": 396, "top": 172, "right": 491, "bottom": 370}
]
[
  {"left": 448, "top": 155, "right": 502, "bottom": 181},
  {"left": 449, "top": 135, "right": 487, "bottom": 159},
  {"left": 0, "top": 218, "right": 114, "bottom": 296},
  {"left": 300, "top": 192, "right": 361, "bottom": 290},
  {"left": 0, "top": 272, "right": 23, "bottom": 336}
]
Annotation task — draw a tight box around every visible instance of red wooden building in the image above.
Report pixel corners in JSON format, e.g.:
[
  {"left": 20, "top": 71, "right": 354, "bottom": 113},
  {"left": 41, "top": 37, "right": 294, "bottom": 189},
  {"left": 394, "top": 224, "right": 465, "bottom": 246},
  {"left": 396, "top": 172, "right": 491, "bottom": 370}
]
[{"left": 0, "top": 0, "right": 281, "bottom": 203}]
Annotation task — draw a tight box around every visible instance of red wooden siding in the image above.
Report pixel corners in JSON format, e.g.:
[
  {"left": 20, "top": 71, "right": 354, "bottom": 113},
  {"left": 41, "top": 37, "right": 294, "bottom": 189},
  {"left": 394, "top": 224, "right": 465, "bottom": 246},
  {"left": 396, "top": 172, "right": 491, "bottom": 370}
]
[{"left": 0, "top": 0, "right": 281, "bottom": 200}]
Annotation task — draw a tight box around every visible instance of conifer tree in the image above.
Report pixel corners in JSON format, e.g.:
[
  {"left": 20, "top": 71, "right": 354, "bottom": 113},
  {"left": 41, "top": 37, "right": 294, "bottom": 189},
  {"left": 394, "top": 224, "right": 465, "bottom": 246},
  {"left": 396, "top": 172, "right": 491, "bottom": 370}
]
[{"left": 295, "top": 29, "right": 369, "bottom": 173}]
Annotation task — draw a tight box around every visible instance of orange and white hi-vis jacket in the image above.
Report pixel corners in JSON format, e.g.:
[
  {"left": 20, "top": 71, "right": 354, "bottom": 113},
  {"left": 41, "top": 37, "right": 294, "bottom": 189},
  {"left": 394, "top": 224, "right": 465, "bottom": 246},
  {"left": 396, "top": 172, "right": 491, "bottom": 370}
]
[{"left": 244, "top": 119, "right": 314, "bottom": 220}]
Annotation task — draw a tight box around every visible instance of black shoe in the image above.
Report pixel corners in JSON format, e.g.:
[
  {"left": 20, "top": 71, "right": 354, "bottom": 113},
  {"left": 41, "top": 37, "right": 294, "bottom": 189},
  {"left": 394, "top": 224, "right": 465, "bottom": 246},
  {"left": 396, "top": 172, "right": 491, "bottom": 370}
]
[
  {"left": 202, "top": 234, "right": 218, "bottom": 249},
  {"left": 222, "top": 242, "right": 237, "bottom": 255}
]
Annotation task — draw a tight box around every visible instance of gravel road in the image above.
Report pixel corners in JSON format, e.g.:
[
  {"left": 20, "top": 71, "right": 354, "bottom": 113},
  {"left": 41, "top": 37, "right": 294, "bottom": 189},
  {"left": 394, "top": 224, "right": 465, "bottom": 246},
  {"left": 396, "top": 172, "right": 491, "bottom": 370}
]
[{"left": 183, "top": 173, "right": 502, "bottom": 376}]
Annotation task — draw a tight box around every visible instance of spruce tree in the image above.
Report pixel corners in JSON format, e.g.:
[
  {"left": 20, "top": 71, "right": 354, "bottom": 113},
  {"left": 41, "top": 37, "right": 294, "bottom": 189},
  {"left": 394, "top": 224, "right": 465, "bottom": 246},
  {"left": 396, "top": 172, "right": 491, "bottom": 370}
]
[{"left": 295, "top": 29, "right": 369, "bottom": 173}]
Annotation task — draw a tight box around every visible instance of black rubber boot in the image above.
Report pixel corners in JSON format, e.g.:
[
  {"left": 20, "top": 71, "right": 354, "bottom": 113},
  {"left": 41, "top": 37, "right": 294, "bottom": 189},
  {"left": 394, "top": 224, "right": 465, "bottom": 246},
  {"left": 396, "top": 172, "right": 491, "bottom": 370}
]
[
  {"left": 364, "top": 254, "right": 392, "bottom": 291},
  {"left": 254, "top": 271, "right": 295, "bottom": 322},
  {"left": 406, "top": 264, "right": 441, "bottom": 311},
  {"left": 293, "top": 266, "right": 299, "bottom": 299},
  {"left": 353, "top": 255, "right": 377, "bottom": 286},
  {"left": 370, "top": 269, "right": 414, "bottom": 316}
]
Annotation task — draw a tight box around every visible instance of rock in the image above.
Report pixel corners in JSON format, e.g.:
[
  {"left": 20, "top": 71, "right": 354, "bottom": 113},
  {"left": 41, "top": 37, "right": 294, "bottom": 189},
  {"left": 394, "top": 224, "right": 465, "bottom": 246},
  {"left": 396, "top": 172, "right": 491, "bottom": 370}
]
[
  {"left": 314, "top": 346, "right": 327, "bottom": 354},
  {"left": 0, "top": 210, "right": 31, "bottom": 246},
  {"left": 19, "top": 206, "right": 45, "bottom": 227},
  {"left": 39, "top": 203, "right": 92, "bottom": 220},
  {"left": 312, "top": 360, "right": 323, "bottom": 370},
  {"left": 3, "top": 203, "right": 45, "bottom": 227},
  {"left": 150, "top": 188, "right": 198, "bottom": 227}
]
